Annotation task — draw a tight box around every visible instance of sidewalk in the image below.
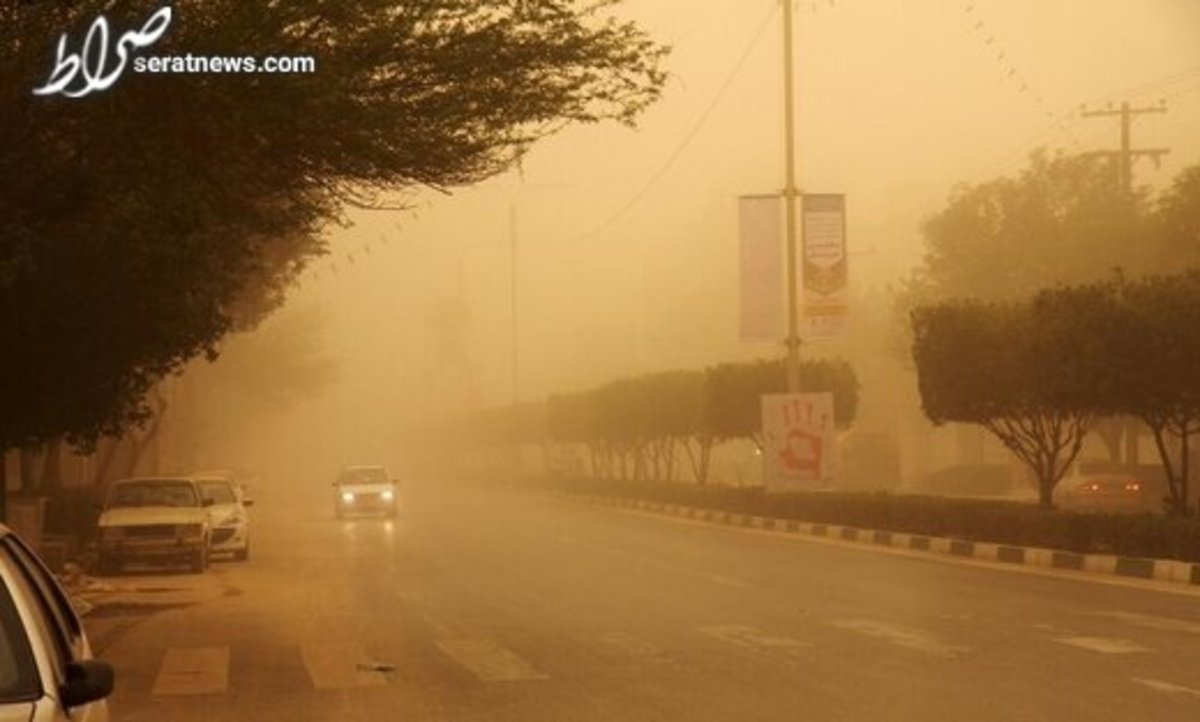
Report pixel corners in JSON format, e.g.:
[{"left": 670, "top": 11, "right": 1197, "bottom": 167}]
[{"left": 560, "top": 491, "right": 1200, "bottom": 589}]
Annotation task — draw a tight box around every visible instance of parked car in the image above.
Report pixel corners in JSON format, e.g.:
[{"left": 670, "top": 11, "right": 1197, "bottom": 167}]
[
  {"left": 1055, "top": 461, "right": 1168, "bottom": 513},
  {"left": 96, "top": 477, "right": 213, "bottom": 574},
  {"left": 194, "top": 473, "right": 253, "bottom": 562},
  {"left": 334, "top": 466, "right": 398, "bottom": 519},
  {"left": 0, "top": 523, "right": 113, "bottom": 720}
]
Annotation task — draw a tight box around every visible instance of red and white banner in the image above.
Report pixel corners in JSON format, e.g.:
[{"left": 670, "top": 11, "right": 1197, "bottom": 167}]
[
  {"left": 761, "top": 392, "right": 836, "bottom": 490},
  {"left": 801, "top": 194, "right": 848, "bottom": 338},
  {"left": 738, "top": 195, "right": 784, "bottom": 341}
]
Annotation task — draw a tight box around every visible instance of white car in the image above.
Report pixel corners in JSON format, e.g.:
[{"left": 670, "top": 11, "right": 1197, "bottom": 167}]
[
  {"left": 194, "top": 474, "right": 253, "bottom": 561},
  {"left": 334, "top": 466, "right": 398, "bottom": 519},
  {"left": 0, "top": 523, "right": 112, "bottom": 720},
  {"left": 96, "top": 477, "right": 212, "bottom": 575}
]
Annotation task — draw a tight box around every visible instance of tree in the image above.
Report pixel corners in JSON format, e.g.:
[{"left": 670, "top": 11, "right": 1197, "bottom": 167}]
[
  {"left": 0, "top": 1, "right": 667, "bottom": 456},
  {"left": 705, "top": 358, "right": 859, "bottom": 449},
  {"left": 911, "top": 298, "right": 1102, "bottom": 508},
  {"left": 1105, "top": 273, "right": 1200, "bottom": 516}
]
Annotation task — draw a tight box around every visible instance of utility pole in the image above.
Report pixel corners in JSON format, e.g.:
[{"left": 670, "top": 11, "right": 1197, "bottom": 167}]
[
  {"left": 1080, "top": 101, "right": 1168, "bottom": 467},
  {"left": 1080, "top": 101, "right": 1169, "bottom": 194},
  {"left": 781, "top": 0, "right": 801, "bottom": 392}
]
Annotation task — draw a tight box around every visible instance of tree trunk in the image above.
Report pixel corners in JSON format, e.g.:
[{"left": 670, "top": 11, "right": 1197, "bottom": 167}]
[
  {"left": 124, "top": 387, "right": 169, "bottom": 477},
  {"left": 18, "top": 444, "right": 41, "bottom": 496},
  {"left": 1147, "top": 421, "right": 1183, "bottom": 515},
  {"left": 1182, "top": 427, "right": 1191, "bottom": 518},
  {"left": 40, "top": 438, "right": 63, "bottom": 493},
  {"left": 91, "top": 438, "right": 121, "bottom": 486}
]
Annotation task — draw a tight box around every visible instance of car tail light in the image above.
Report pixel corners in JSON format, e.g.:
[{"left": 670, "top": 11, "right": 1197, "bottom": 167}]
[{"left": 1125, "top": 480, "right": 1141, "bottom": 492}]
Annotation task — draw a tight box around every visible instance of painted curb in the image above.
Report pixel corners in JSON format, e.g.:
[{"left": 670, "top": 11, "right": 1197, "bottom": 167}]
[{"left": 559, "top": 492, "right": 1200, "bottom": 589}]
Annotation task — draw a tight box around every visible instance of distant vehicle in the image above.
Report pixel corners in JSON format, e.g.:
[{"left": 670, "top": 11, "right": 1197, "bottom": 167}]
[
  {"left": 194, "top": 473, "right": 254, "bottom": 561},
  {"left": 0, "top": 523, "right": 113, "bottom": 720},
  {"left": 96, "top": 477, "right": 213, "bottom": 575},
  {"left": 1056, "top": 462, "right": 1167, "bottom": 513},
  {"left": 334, "top": 466, "right": 398, "bottom": 519}
]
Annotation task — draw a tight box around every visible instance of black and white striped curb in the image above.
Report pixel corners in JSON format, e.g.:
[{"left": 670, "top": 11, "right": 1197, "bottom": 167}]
[{"left": 558, "top": 492, "right": 1200, "bottom": 588}]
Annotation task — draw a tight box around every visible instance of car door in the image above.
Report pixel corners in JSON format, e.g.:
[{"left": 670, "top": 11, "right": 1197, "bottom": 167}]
[{"left": 1, "top": 535, "right": 109, "bottom": 721}]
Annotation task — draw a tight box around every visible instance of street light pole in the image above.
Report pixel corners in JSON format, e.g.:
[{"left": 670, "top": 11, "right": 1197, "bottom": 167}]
[
  {"left": 509, "top": 201, "right": 518, "bottom": 406},
  {"left": 782, "top": 0, "right": 801, "bottom": 392}
]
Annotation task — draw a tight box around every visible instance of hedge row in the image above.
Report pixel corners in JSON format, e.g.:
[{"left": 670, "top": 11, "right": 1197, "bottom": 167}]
[{"left": 545, "top": 477, "right": 1200, "bottom": 563}]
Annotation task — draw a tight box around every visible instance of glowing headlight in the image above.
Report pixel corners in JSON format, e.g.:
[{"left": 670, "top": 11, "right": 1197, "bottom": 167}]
[
  {"left": 382, "top": 490, "right": 394, "bottom": 502},
  {"left": 341, "top": 491, "right": 355, "bottom": 503}
]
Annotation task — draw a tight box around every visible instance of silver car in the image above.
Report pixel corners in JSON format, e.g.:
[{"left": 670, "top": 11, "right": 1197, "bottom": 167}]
[
  {"left": 0, "top": 524, "right": 112, "bottom": 721},
  {"left": 194, "top": 474, "right": 253, "bottom": 561}
]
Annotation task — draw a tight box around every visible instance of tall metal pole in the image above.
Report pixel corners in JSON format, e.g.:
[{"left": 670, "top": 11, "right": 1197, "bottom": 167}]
[
  {"left": 782, "top": 0, "right": 801, "bottom": 392},
  {"left": 509, "top": 202, "right": 518, "bottom": 406}
]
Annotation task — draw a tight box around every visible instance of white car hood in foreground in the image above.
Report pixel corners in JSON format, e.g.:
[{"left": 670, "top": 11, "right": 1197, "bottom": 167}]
[{"left": 100, "top": 507, "right": 205, "bottom": 527}]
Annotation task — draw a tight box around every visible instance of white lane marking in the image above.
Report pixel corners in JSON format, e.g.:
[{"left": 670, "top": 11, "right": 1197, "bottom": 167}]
[
  {"left": 597, "top": 632, "right": 666, "bottom": 661},
  {"left": 436, "top": 638, "right": 548, "bottom": 682},
  {"left": 1055, "top": 636, "right": 1150, "bottom": 654},
  {"left": 301, "top": 642, "right": 389, "bottom": 689},
  {"left": 1133, "top": 677, "right": 1200, "bottom": 697},
  {"left": 1093, "top": 611, "right": 1200, "bottom": 636},
  {"left": 705, "top": 574, "right": 751, "bottom": 589},
  {"left": 698, "top": 626, "right": 808, "bottom": 651},
  {"left": 832, "top": 619, "right": 967, "bottom": 659},
  {"left": 152, "top": 647, "right": 229, "bottom": 696}
]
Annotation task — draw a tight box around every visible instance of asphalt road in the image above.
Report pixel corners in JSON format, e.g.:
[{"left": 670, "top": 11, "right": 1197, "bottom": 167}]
[{"left": 89, "top": 478, "right": 1200, "bottom": 721}]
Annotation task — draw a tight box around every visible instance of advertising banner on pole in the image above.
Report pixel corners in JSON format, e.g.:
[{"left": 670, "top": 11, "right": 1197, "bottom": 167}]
[
  {"left": 761, "top": 392, "right": 836, "bottom": 490},
  {"left": 737, "top": 194, "right": 784, "bottom": 341},
  {"left": 801, "top": 194, "right": 848, "bottom": 338}
]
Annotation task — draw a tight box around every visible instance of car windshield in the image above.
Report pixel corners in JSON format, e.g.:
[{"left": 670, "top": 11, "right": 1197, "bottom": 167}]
[
  {"left": 338, "top": 468, "right": 388, "bottom": 485},
  {"left": 107, "top": 481, "right": 199, "bottom": 509},
  {"left": 197, "top": 481, "right": 237, "bottom": 505}
]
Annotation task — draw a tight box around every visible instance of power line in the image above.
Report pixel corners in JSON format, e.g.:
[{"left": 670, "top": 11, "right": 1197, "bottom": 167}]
[{"left": 567, "top": 1, "right": 780, "bottom": 244}]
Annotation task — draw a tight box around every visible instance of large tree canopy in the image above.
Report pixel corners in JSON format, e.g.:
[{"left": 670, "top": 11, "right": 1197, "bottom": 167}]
[
  {"left": 0, "top": 1, "right": 667, "bottom": 450},
  {"left": 911, "top": 298, "right": 1103, "bottom": 508}
]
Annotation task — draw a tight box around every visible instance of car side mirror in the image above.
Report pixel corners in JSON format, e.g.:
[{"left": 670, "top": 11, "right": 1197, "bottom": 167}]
[
  {"left": 202, "top": 498, "right": 215, "bottom": 508},
  {"left": 60, "top": 660, "right": 114, "bottom": 708},
  {"left": 243, "top": 498, "right": 255, "bottom": 507}
]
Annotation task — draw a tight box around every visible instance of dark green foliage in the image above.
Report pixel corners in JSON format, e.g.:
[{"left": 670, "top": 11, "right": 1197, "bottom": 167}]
[
  {"left": 0, "top": 1, "right": 666, "bottom": 450},
  {"left": 547, "top": 477, "right": 1200, "bottom": 562}
]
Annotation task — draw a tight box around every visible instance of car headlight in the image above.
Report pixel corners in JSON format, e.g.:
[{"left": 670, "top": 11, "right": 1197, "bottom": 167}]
[
  {"left": 341, "top": 491, "right": 355, "bottom": 503},
  {"left": 222, "top": 511, "right": 246, "bottom": 526},
  {"left": 382, "top": 490, "right": 394, "bottom": 502}
]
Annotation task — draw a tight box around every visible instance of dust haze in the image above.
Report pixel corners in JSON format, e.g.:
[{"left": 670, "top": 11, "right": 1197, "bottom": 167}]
[{"left": 163, "top": 0, "right": 1200, "bottom": 492}]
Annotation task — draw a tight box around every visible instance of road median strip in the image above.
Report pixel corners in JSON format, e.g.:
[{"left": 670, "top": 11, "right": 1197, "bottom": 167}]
[{"left": 558, "top": 491, "right": 1200, "bottom": 589}]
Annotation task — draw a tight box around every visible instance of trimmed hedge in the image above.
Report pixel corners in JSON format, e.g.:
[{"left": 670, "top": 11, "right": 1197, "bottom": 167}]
[{"left": 545, "top": 477, "right": 1200, "bottom": 563}]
